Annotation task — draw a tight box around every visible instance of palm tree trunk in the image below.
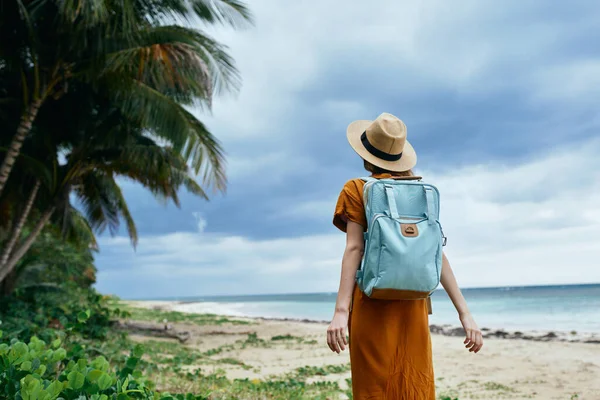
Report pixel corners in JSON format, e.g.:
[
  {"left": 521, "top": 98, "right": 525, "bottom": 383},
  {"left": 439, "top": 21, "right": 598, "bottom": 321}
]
[
  {"left": 0, "top": 206, "right": 54, "bottom": 287},
  {"left": 0, "top": 270, "right": 19, "bottom": 297},
  {"left": 0, "top": 180, "right": 41, "bottom": 267},
  {"left": 0, "top": 98, "right": 43, "bottom": 197}
]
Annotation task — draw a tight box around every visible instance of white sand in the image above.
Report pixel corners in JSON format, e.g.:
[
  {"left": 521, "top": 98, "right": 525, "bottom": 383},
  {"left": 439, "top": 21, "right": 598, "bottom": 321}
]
[{"left": 126, "top": 301, "right": 600, "bottom": 399}]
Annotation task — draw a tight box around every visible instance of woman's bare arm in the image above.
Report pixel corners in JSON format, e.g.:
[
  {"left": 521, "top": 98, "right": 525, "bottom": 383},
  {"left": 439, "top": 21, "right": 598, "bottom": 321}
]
[
  {"left": 440, "top": 252, "right": 470, "bottom": 315},
  {"left": 327, "top": 220, "right": 364, "bottom": 353},
  {"left": 440, "top": 252, "right": 483, "bottom": 353},
  {"left": 334, "top": 221, "right": 364, "bottom": 313}
]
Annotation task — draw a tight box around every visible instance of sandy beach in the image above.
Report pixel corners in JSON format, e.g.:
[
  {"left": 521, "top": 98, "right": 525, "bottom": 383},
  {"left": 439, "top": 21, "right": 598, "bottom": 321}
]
[{"left": 124, "top": 300, "right": 600, "bottom": 400}]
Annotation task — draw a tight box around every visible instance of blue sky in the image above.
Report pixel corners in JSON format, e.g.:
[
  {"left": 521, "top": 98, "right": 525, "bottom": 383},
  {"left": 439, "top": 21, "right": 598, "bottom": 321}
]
[{"left": 95, "top": 0, "right": 600, "bottom": 298}]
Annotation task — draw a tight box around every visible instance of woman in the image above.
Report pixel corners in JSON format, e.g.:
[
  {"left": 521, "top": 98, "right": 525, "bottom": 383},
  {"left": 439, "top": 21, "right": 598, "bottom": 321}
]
[{"left": 328, "top": 112, "right": 483, "bottom": 399}]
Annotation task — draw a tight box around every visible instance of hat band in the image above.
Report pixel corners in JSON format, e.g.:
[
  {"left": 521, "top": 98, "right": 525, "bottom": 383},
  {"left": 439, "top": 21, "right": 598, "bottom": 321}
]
[{"left": 360, "top": 132, "right": 403, "bottom": 162}]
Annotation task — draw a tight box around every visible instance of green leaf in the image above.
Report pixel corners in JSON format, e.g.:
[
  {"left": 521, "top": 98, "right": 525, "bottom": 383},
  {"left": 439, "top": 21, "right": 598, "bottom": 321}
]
[
  {"left": 77, "top": 358, "right": 87, "bottom": 371},
  {"left": 31, "top": 358, "right": 41, "bottom": 371},
  {"left": 52, "top": 348, "right": 67, "bottom": 362},
  {"left": 125, "top": 357, "right": 138, "bottom": 369},
  {"left": 88, "top": 369, "right": 104, "bottom": 382},
  {"left": 20, "top": 375, "right": 42, "bottom": 400},
  {"left": 45, "top": 381, "right": 63, "bottom": 398},
  {"left": 91, "top": 356, "right": 109, "bottom": 372},
  {"left": 10, "top": 342, "right": 29, "bottom": 362},
  {"left": 97, "top": 373, "right": 113, "bottom": 390},
  {"left": 77, "top": 311, "right": 89, "bottom": 323},
  {"left": 52, "top": 339, "right": 62, "bottom": 349},
  {"left": 38, "top": 389, "right": 52, "bottom": 400},
  {"left": 28, "top": 337, "right": 45, "bottom": 352},
  {"left": 133, "top": 344, "right": 144, "bottom": 358},
  {"left": 21, "top": 361, "right": 32, "bottom": 371},
  {"left": 35, "top": 364, "right": 47, "bottom": 376},
  {"left": 117, "top": 393, "right": 130, "bottom": 400},
  {"left": 67, "top": 371, "right": 85, "bottom": 389}
]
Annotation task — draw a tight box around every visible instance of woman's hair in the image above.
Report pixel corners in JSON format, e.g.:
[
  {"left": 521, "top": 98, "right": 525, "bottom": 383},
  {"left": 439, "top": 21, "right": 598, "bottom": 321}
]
[{"left": 363, "top": 160, "right": 414, "bottom": 177}]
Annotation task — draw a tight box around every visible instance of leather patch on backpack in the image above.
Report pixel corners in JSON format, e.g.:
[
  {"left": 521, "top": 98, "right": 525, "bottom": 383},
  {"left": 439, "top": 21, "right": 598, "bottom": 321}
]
[{"left": 401, "top": 224, "right": 418, "bottom": 237}]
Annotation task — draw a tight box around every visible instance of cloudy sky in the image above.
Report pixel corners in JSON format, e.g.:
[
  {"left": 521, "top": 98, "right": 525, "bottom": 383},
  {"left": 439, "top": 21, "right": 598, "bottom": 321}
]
[{"left": 95, "top": 0, "right": 600, "bottom": 299}]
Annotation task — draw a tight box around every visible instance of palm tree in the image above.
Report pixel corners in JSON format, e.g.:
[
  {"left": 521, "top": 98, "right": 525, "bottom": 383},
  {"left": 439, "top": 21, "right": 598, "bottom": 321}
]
[
  {"left": 0, "top": 209, "right": 97, "bottom": 295},
  {"left": 0, "top": 0, "right": 253, "bottom": 288},
  {"left": 0, "top": 96, "right": 208, "bottom": 286},
  {"left": 0, "top": 0, "right": 252, "bottom": 196}
]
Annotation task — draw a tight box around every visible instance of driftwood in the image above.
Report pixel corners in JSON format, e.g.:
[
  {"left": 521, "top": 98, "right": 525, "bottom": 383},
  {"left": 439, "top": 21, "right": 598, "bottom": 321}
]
[
  {"left": 203, "top": 330, "right": 255, "bottom": 336},
  {"left": 429, "top": 324, "right": 600, "bottom": 344},
  {"left": 116, "top": 320, "right": 191, "bottom": 343}
]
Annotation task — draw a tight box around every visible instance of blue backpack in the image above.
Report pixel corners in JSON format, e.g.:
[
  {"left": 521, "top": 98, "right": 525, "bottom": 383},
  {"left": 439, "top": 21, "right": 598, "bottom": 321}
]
[{"left": 356, "top": 176, "right": 447, "bottom": 301}]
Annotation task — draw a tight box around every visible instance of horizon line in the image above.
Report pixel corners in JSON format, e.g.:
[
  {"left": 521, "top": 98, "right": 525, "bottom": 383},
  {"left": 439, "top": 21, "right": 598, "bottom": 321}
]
[{"left": 127, "top": 281, "right": 600, "bottom": 301}]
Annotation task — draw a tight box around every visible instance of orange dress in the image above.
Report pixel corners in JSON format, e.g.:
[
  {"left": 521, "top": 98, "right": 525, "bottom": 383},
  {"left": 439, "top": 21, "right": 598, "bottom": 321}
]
[{"left": 333, "top": 173, "right": 435, "bottom": 400}]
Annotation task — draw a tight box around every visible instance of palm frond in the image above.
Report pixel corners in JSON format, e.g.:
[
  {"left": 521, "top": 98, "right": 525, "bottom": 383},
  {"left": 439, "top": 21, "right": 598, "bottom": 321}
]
[
  {"left": 104, "top": 25, "right": 240, "bottom": 101},
  {"left": 102, "top": 173, "right": 138, "bottom": 247},
  {"left": 74, "top": 170, "right": 138, "bottom": 246},
  {"left": 112, "top": 78, "right": 226, "bottom": 192},
  {"left": 111, "top": 142, "right": 209, "bottom": 201},
  {"left": 56, "top": 0, "right": 109, "bottom": 27},
  {"left": 186, "top": 27, "right": 240, "bottom": 97},
  {"left": 64, "top": 207, "right": 99, "bottom": 251},
  {"left": 189, "top": 0, "right": 254, "bottom": 27}
]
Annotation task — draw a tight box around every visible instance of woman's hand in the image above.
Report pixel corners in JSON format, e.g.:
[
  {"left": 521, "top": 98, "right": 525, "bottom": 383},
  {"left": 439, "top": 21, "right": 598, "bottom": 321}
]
[
  {"left": 327, "top": 310, "right": 349, "bottom": 354},
  {"left": 459, "top": 312, "right": 483, "bottom": 353}
]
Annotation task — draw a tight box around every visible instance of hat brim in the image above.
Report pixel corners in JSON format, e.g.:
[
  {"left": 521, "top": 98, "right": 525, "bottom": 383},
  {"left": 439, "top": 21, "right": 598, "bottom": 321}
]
[{"left": 346, "top": 120, "right": 417, "bottom": 172}]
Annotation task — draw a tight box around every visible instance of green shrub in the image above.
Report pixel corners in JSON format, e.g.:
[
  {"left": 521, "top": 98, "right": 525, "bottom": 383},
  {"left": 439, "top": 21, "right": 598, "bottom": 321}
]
[
  {"left": 0, "top": 333, "right": 208, "bottom": 400},
  {"left": 0, "top": 286, "right": 122, "bottom": 343}
]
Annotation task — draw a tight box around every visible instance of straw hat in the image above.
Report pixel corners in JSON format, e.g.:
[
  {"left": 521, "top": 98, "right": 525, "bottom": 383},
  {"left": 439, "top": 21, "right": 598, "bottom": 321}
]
[{"left": 346, "top": 112, "right": 417, "bottom": 172}]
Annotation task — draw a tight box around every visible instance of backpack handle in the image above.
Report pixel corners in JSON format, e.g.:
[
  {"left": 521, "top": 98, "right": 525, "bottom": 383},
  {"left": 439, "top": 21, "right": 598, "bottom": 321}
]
[
  {"left": 384, "top": 185, "right": 399, "bottom": 219},
  {"left": 385, "top": 184, "right": 437, "bottom": 224},
  {"left": 425, "top": 187, "right": 436, "bottom": 225}
]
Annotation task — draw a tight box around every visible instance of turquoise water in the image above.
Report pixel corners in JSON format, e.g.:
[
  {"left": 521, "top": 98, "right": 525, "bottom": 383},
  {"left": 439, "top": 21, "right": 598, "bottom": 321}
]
[{"left": 153, "top": 284, "right": 600, "bottom": 333}]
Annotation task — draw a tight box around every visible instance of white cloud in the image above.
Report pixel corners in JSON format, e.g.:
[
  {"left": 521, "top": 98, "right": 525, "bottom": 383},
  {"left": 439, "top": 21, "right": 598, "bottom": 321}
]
[
  {"left": 97, "top": 137, "right": 600, "bottom": 298},
  {"left": 187, "top": 0, "right": 600, "bottom": 184},
  {"left": 96, "top": 232, "right": 345, "bottom": 298},
  {"left": 192, "top": 212, "right": 207, "bottom": 233}
]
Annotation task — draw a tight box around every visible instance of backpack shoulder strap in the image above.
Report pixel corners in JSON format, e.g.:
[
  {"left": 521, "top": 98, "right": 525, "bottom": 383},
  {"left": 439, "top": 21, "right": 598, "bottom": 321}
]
[{"left": 359, "top": 177, "right": 377, "bottom": 215}]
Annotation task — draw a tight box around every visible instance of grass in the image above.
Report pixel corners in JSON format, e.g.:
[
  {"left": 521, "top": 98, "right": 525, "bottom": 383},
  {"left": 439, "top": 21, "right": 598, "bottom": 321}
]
[
  {"left": 202, "top": 343, "right": 236, "bottom": 357},
  {"left": 111, "top": 300, "right": 251, "bottom": 326},
  {"left": 294, "top": 364, "right": 351, "bottom": 378},
  {"left": 178, "top": 371, "right": 345, "bottom": 400},
  {"left": 237, "top": 332, "right": 270, "bottom": 349},
  {"left": 217, "top": 357, "right": 252, "bottom": 370},
  {"left": 271, "top": 334, "right": 303, "bottom": 342},
  {"left": 436, "top": 387, "right": 460, "bottom": 400},
  {"left": 483, "top": 381, "right": 516, "bottom": 393}
]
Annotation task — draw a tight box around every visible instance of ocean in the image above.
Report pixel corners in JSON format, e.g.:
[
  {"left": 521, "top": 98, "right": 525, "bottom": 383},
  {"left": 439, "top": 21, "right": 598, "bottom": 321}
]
[{"left": 152, "top": 284, "right": 600, "bottom": 334}]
